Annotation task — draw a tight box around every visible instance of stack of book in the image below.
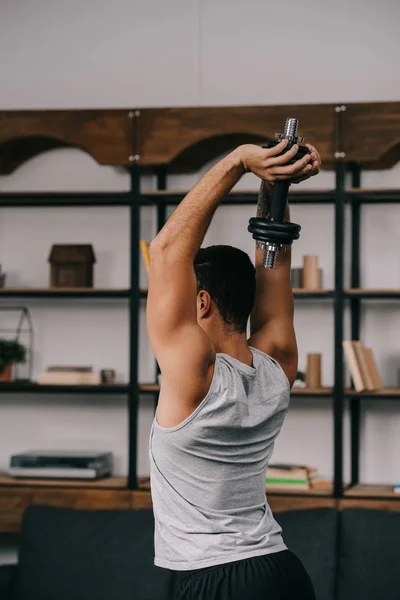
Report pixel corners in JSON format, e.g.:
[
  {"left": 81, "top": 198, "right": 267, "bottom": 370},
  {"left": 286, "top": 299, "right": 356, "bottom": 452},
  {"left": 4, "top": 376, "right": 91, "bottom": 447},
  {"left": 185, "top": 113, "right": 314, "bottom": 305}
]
[
  {"left": 37, "top": 366, "right": 101, "bottom": 385},
  {"left": 342, "top": 341, "right": 383, "bottom": 392},
  {"left": 266, "top": 464, "right": 330, "bottom": 492}
]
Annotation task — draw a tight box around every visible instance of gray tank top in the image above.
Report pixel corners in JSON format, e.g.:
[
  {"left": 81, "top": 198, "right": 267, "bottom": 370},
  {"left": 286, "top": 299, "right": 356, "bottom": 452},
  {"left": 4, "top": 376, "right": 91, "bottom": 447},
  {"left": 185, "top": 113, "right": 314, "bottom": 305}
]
[{"left": 149, "top": 346, "right": 290, "bottom": 571}]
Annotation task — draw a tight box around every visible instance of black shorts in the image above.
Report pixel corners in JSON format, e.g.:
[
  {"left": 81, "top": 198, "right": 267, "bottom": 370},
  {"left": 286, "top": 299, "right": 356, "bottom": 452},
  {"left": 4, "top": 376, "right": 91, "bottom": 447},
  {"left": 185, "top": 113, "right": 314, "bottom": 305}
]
[{"left": 171, "top": 549, "right": 316, "bottom": 600}]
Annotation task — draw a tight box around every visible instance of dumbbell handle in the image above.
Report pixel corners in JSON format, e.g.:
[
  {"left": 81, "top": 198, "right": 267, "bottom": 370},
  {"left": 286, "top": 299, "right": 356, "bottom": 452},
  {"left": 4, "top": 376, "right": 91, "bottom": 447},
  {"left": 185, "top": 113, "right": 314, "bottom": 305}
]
[{"left": 269, "top": 180, "right": 290, "bottom": 222}]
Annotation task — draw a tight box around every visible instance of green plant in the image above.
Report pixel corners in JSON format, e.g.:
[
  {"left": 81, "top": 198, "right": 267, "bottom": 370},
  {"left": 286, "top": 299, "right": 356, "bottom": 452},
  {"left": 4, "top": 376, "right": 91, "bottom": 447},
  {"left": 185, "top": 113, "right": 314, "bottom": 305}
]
[{"left": 0, "top": 339, "right": 26, "bottom": 372}]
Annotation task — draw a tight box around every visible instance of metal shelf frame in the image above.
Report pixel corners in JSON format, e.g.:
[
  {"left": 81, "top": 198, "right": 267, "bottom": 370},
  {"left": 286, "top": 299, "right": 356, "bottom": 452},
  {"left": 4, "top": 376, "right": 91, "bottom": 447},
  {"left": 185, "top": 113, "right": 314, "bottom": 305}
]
[{"left": 1, "top": 129, "right": 399, "bottom": 499}]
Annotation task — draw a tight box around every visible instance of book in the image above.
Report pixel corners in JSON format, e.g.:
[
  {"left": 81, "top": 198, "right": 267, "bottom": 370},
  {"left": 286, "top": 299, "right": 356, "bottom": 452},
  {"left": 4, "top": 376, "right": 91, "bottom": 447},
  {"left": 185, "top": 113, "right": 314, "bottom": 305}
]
[
  {"left": 342, "top": 341, "right": 365, "bottom": 391},
  {"left": 352, "top": 341, "right": 375, "bottom": 391},
  {"left": 37, "top": 371, "right": 101, "bottom": 385},
  {"left": 140, "top": 240, "right": 151, "bottom": 274},
  {"left": 363, "top": 348, "right": 383, "bottom": 391},
  {"left": 265, "top": 463, "right": 330, "bottom": 492},
  {"left": 47, "top": 366, "right": 93, "bottom": 373},
  {"left": 266, "top": 478, "right": 309, "bottom": 485},
  {"left": 268, "top": 463, "right": 313, "bottom": 472},
  {"left": 308, "top": 472, "right": 331, "bottom": 488},
  {"left": 394, "top": 484, "right": 400, "bottom": 495},
  {"left": 266, "top": 481, "right": 310, "bottom": 491},
  {"left": 267, "top": 467, "right": 309, "bottom": 481}
]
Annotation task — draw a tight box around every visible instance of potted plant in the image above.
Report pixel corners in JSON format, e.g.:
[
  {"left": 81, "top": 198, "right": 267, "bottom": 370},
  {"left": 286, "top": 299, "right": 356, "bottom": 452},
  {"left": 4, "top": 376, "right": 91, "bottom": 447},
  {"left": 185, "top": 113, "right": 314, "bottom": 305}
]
[{"left": 0, "top": 339, "right": 26, "bottom": 381}]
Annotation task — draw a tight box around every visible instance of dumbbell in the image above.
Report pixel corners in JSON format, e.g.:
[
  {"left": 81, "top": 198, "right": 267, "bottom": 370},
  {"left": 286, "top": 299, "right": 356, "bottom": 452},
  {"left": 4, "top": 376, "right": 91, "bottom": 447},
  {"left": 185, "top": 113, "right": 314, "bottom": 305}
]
[{"left": 248, "top": 117, "right": 309, "bottom": 268}]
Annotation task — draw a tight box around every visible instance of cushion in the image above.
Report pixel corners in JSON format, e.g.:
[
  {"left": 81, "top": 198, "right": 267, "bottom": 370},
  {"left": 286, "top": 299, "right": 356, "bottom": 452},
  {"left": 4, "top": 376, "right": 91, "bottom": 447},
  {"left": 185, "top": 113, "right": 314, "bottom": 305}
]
[
  {"left": 15, "top": 506, "right": 172, "bottom": 600},
  {"left": 337, "top": 508, "right": 400, "bottom": 600},
  {"left": 275, "top": 508, "right": 337, "bottom": 600}
]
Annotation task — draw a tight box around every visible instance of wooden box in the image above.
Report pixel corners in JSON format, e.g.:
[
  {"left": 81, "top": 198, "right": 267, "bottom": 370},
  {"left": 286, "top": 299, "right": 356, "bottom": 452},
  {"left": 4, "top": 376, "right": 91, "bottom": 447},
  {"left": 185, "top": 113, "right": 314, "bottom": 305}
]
[{"left": 48, "top": 244, "right": 96, "bottom": 288}]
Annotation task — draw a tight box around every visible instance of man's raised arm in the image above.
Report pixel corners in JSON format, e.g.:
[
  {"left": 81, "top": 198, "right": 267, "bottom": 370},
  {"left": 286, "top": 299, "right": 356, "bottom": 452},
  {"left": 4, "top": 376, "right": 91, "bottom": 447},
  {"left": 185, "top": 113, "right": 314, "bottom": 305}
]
[{"left": 248, "top": 145, "right": 321, "bottom": 386}]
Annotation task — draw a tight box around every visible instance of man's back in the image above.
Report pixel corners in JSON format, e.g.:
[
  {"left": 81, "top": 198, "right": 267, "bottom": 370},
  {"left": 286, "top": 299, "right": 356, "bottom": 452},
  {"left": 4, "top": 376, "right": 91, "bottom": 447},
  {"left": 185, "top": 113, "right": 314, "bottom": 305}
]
[{"left": 150, "top": 347, "right": 290, "bottom": 571}]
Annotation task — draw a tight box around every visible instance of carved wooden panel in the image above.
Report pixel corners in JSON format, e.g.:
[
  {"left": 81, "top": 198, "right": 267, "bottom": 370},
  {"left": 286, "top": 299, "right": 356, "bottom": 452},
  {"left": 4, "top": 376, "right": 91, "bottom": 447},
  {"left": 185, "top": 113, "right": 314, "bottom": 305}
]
[
  {"left": 0, "top": 110, "right": 135, "bottom": 174},
  {"left": 342, "top": 101, "right": 400, "bottom": 167},
  {"left": 136, "top": 104, "right": 337, "bottom": 169}
]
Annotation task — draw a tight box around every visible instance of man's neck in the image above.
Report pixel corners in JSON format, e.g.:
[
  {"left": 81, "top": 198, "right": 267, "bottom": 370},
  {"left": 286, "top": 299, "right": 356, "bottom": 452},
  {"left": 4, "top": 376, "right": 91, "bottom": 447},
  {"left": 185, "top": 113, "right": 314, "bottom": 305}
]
[{"left": 212, "top": 333, "right": 253, "bottom": 367}]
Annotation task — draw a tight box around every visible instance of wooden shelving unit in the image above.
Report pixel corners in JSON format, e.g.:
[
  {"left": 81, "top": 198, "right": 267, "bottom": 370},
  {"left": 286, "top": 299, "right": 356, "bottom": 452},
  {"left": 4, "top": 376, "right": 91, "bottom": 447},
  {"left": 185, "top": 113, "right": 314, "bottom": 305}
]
[{"left": 1, "top": 104, "right": 400, "bottom": 531}]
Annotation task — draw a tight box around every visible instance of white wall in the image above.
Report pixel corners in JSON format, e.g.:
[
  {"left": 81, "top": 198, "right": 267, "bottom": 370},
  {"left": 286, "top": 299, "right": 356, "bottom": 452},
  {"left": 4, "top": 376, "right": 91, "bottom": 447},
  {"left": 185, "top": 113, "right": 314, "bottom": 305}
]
[{"left": 1, "top": 0, "right": 400, "bottom": 562}]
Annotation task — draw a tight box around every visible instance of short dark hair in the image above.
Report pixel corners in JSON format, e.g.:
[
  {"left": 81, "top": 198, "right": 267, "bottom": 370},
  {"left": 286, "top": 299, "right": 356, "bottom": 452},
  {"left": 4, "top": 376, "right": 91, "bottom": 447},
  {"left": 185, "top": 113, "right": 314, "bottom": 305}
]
[{"left": 194, "top": 245, "right": 256, "bottom": 334}]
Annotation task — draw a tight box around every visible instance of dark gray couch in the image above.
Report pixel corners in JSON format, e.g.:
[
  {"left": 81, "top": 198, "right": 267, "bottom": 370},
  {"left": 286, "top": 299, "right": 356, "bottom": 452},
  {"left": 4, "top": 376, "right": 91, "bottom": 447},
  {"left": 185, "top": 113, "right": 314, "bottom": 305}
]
[{"left": 0, "top": 505, "right": 398, "bottom": 599}]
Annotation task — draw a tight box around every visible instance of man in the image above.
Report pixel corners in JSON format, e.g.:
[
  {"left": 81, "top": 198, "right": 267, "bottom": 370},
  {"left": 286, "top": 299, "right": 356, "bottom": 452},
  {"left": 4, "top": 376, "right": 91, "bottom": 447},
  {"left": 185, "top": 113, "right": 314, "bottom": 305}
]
[{"left": 147, "top": 139, "right": 321, "bottom": 600}]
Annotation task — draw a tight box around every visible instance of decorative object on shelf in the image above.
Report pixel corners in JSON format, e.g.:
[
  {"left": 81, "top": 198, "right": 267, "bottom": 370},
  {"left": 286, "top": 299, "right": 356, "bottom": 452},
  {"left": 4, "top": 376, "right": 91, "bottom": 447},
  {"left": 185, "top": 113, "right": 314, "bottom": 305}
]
[
  {"left": 290, "top": 268, "right": 302, "bottom": 289},
  {"left": 140, "top": 240, "right": 151, "bottom": 274},
  {"left": 292, "top": 370, "right": 306, "bottom": 388},
  {"left": 101, "top": 369, "right": 116, "bottom": 384},
  {"left": 0, "top": 306, "right": 33, "bottom": 381},
  {"left": 306, "top": 353, "right": 322, "bottom": 389},
  {"left": 38, "top": 365, "right": 101, "bottom": 385},
  {"left": 302, "top": 255, "right": 321, "bottom": 290},
  {"left": 292, "top": 265, "right": 323, "bottom": 289},
  {"left": 248, "top": 117, "right": 304, "bottom": 269},
  {"left": 394, "top": 484, "right": 400, "bottom": 495},
  {"left": 343, "top": 341, "right": 383, "bottom": 392},
  {"left": 8, "top": 450, "right": 113, "bottom": 480},
  {"left": 48, "top": 244, "right": 96, "bottom": 288},
  {"left": 0, "top": 339, "right": 26, "bottom": 381},
  {"left": 0, "top": 264, "right": 6, "bottom": 288}
]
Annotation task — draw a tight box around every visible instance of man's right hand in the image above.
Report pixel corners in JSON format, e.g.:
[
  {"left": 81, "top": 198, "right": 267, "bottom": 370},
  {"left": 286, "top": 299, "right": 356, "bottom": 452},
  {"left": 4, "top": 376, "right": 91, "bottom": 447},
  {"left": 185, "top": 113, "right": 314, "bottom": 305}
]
[{"left": 237, "top": 140, "right": 316, "bottom": 184}]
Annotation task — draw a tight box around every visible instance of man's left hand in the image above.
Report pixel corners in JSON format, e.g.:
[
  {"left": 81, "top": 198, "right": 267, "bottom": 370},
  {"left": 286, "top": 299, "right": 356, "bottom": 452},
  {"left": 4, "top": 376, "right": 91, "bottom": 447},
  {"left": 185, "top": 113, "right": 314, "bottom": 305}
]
[{"left": 291, "top": 144, "right": 321, "bottom": 184}]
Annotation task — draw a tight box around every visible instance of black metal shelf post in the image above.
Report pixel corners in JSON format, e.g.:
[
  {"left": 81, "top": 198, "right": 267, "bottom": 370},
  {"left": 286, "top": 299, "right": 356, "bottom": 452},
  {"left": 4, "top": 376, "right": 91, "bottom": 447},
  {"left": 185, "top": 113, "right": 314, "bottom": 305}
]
[
  {"left": 333, "top": 160, "right": 346, "bottom": 498},
  {"left": 128, "top": 163, "right": 141, "bottom": 490},
  {"left": 349, "top": 163, "right": 362, "bottom": 486}
]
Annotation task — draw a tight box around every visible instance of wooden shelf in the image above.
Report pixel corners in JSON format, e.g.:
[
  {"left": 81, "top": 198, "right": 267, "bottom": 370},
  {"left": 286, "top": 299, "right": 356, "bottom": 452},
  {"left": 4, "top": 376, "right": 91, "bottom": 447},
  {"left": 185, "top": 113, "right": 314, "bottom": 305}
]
[
  {"left": 0, "top": 473, "right": 127, "bottom": 489},
  {"left": 267, "top": 484, "right": 333, "bottom": 497},
  {"left": 0, "top": 288, "right": 130, "bottom": 298},
  {"left": 344, "top": 484, "right": 399, "bottom": 499},
  {"left": 346, "top": 189, "right": 400, "bottom": 203},
  {"left": 0, "top": 192, "right": 131, "bottom": 207},
  {"left": 0, "top": 382, "right": 130, "bottom": 394},
  {"left": 291, "top": 387, "right": 333, "bottom": 396},
  {"left": 345, "top": 289, "right": 400, "bottom": 299},
  {"left": 140, "top": 384, "right": 333, "bottom": 397},
  {"left": 139, "top": 189, "right": 336, "bottom": 205},
  {"left": 345, "top": 388, "right": 400, "bottom": 400},
  {"left": 140, "top": 384, "right": 160, "bottom": 393},
  {"left": 292, "top": 289, "right": 334, "bottom": 298},
  {"left": 140, "top": 289, "right": 334, "bottom": 300}
]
